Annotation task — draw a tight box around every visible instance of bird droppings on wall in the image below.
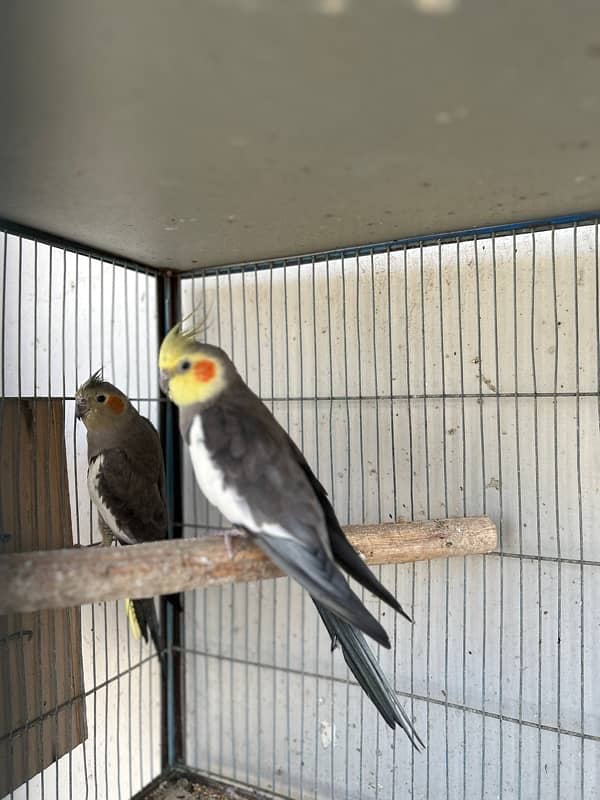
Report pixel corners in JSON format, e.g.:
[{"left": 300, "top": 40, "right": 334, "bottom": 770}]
[{"left": 319, "top": 720, "right": 335, "bottom": 750}]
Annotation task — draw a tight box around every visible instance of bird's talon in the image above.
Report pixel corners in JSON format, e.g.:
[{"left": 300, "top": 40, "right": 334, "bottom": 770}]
[
  {"left": 211, "top": 527, "right": 246, "bottom": 560},
  {"left": 73, "top": 541, "right": 105, "bottom": 548}
]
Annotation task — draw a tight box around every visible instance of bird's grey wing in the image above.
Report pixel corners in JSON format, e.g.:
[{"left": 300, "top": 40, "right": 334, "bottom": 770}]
[
  {"left": 138, "top": 416, "right": 168, "bottom": 506},
  {"left": 254, "top": 532, "right": 390, "bottom": 647},
  {"left": 94, "top": 448, "right": 168, "bottom": 543},
  {"left": 284, "top": 436, "right": 411, "bottom": 620},
  {"left": 202, "top": 396, "right": 390, "bottom": 647},
  {"left": 201, "top": 396, "right": 331, "bottom": 550}
]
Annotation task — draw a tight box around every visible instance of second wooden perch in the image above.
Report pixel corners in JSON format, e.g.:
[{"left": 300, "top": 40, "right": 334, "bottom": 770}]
[{"left": 0, "top": 516, "right": 496, "bottom": 615}]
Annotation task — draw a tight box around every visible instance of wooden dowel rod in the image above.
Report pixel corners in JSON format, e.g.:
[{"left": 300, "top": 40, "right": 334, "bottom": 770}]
[{"left": 0, "top": 516, "right": 496, "bottom": 614}]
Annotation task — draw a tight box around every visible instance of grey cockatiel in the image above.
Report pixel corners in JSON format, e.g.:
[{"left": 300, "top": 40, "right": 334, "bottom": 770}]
[
  {"left": 75, "top": 370, "right": 172, "bottom": 668},
  {"left": 158, "top": 322, "right": 423, "bottom": 748}
]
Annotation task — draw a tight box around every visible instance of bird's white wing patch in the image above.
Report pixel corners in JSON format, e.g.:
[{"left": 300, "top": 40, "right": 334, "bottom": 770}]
[
  {"left": 87, "top": 455, "right": 136, "bottom": 545},
  {"left": 188, "top": 415, "right": 293, "bottom": 539}
]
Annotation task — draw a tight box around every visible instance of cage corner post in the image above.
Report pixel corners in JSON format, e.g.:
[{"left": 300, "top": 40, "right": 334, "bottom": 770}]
[{"left": 157, "top": 269, "right": 186, "bottom": 770}]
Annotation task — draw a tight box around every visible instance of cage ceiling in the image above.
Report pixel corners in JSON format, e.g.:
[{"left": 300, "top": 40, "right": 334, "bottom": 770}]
[{"left": 1, "top": 0, "right": 600, "bottom": 270}]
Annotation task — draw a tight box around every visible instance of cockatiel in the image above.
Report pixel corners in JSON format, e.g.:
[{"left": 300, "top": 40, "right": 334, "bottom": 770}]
[
  {"left": 158, "top": 321, "right": 423, "bottom": 749},
  {"left": 75, "top": 371, "right": 170, "bottom": 668}
]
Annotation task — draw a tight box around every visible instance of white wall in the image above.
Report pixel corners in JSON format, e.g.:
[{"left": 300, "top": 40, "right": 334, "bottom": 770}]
[
  {"left": 180, "top": 224, "right": 600, "bottom": 799},
  {"left": 1, "top": 233, "right": 162, "bottom": 800}
]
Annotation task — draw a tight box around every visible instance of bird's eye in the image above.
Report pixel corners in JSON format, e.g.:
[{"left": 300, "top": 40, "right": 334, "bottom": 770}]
[
  {"left": 96, "top": 394, "right": 106, "bottom": 403},
  {"left": 179, "top": 360, "right": 192, "bottom": 373}
]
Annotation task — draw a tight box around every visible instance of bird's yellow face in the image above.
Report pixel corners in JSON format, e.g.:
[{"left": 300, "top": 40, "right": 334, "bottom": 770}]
[{"left": 158, "top": 326, "right": 227, "bottom": 407}]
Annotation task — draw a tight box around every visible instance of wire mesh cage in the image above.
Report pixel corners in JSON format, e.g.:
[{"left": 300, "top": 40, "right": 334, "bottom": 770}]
[
  {"left": 1, "top": 231, "right": 163, "bottom": 799},
  {"left": 1, "top": 217, "right": 599, "bottom": 799},
  {"left": 176, "top": 222, "right": 600, "bottom": 799}
]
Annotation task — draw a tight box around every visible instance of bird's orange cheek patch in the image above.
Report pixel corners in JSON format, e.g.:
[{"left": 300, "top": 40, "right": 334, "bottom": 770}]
[
  {"left": 107, "top": 395, "right": 125, "bottom": 414},
  {"left": 193, "top": 359, "right": 216, "bottom": 383}
]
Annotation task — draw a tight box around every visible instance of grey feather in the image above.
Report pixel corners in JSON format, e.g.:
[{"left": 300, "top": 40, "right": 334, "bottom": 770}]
[
  {"left": 87, "top": 405, "right": 168, "bottom": 544},
  {"left": 315, "top": 602, "right": 424, "bottom": 750},
  {"left": 81, "top": 387, "right": 175, "bottom": 665},
  {"left": 255, "top": 534, "right": 390, "bottom": 648},
  {"left": 92, "top": 447, "right": 167, "bottom": 543},
  {"left": 131, "top": 598, "right": 166, "bottom": 675},
  {"left": 183, "top": 376, "right": 389, "bottom": 645},
  {"left": 177, "top": 346, "right": 420, "bottom": 741}
]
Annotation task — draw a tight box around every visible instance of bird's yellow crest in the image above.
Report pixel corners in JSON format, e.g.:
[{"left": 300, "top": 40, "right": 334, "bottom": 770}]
[
  {"left": 159, "top": 323, "right": 198, "bottom": 369},
  {"left": 158, "top": 304, "right": 209, "bottom": 368}
]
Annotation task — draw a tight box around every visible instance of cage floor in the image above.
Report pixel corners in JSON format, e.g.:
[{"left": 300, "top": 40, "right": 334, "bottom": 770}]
[{"left": 134, "top": 769, "right": 273, "bottom": 800}]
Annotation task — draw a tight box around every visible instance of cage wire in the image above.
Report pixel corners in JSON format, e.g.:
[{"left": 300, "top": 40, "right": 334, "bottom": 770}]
[
  {"left": 178, "top": 220, "right": 600, "bottom": 800},
  {"left": 0, "top": 228, "right": 163, "bottom": 800},
  {"left": 1, "top": 217, "right": 599, "bottom": 800}
]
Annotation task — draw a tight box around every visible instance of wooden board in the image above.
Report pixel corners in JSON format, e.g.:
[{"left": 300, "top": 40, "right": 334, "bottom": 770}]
[{"left": 0, "top": 399, "right": 86, "bottom": 797}]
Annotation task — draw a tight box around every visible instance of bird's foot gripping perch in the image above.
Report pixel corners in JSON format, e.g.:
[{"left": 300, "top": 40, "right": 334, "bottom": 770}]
[
  {"left": 73, "top": 538, "right": 115, "bottom": 549},
  {"left": 74, "top": 532, "right": 116, "bottom": 548},
  {"left": 75, "top": 520, "right": 116, "bottom": 548},
  {"left": 207, "top": 526, "right": 247, "bottom": 560}
]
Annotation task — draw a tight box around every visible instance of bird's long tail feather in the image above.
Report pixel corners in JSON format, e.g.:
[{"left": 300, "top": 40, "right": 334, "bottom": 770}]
[
  {"left": 314, "top": 601, "right": 424, "bottom": 750},
  {"left": 126, "top": 597, "right": 166, "bottom": 674}
]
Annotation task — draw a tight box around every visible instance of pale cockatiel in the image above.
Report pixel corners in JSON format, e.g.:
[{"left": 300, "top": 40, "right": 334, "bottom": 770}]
[
  {"left": 158, "top": 321, "right": 423, "bottom": 748},
  {"left": 75, "top": 370, "right": 169, "bottom": 666}
]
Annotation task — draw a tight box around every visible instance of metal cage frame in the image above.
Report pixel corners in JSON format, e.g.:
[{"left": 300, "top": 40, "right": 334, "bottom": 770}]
[{"left": 1, "top": 209, "right": 599, "bottom": 799}]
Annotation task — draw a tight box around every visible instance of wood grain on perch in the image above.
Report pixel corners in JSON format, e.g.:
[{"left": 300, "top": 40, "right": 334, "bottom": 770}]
[{"left": 0, "top": 516, "right": 496, "bottom": 615}]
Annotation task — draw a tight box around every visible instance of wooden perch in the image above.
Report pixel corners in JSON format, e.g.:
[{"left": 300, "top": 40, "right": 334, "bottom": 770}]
[{"left": 0, "top": 516, "right": 496, "bottom": 615}]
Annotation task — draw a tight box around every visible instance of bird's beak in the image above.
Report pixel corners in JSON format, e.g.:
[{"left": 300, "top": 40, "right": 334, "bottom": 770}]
[
  {"left": 159, "top": 369, "right": 170, "bottom": 396},
  {"left": 75, "top": 396, "right": 89, "bottom": 420}
]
